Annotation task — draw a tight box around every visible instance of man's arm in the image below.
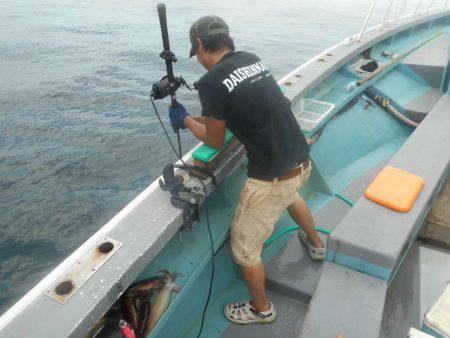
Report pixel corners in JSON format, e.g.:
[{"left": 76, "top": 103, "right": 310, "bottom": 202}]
[
  {"left": 184, "top": 115, "right": 226, "bottom": 149},
  {"left": 190, "top": 115, "right": 206, "bottom": 125}
]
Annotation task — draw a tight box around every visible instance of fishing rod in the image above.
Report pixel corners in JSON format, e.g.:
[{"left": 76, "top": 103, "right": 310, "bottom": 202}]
[
  {"left": 151, "top": 3, "right": 191, "bottom": 157},
  {"left": 150, "top": 4, "right": 215, "bottom": 338},
  {"left": 357, "top": 31, "right": 444, "bottom": 87}
]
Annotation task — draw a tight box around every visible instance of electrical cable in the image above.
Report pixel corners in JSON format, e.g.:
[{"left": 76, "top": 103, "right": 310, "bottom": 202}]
[
  {"left": 150, "top": 97, "right": 214, "bottom": 338},
  {"left": 150, "top": 97, "right": 186, "bottom": 165},
  {"left": 195, "top": 178, "right": 214, "bottom": 338},
  {"left": 176, "top": 130, "right": 182, "bottom": 159}
]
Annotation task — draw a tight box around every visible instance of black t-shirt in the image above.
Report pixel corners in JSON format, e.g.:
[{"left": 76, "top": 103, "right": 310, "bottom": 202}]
[{"left": 196, "top": 51, "right": 309, "bottom": 180}]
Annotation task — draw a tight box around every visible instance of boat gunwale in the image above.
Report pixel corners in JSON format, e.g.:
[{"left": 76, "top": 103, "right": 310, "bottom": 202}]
[{"left": 280, "top": 9, "right": 450, "bottom": 107}]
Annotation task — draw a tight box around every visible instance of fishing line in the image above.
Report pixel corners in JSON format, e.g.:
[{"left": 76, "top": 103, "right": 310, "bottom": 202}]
[{"left": 149, "top": 97, "right": 214, "bottom": 338}]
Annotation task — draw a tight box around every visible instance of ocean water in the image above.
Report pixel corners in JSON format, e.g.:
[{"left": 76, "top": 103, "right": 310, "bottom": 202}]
[{"left": 0, "top": 0, "right": 396, "bottom": 315}]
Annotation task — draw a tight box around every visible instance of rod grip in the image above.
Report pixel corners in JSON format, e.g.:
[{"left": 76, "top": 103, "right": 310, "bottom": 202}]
[
  {"left": 156, "top": 3, "right": 175, "bottom": 85},
  {"left": 157, "top": 3, "right": 171, "bottom": 52}
]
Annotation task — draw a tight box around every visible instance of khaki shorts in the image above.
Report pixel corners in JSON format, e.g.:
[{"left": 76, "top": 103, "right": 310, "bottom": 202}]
[{"left": 230, "top": 161, "right": 312, "bottom": 267}]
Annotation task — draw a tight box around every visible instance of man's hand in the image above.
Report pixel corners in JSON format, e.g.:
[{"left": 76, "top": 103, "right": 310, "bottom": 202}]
[{"left": 169, "top": 102, "right": 189, "bottom": 129}]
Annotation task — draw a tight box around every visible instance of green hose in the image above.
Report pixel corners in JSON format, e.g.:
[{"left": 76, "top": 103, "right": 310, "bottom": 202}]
[
  {"left": 334, "top": 192, "right": 355, "bottom": 206},
  {"left": 264, "top": 193, "right": 354, "bottom": 245},
  {"left": 316, "top": 226, "right": 331, "bottom": 235},
  {"left": 264, "top": 225, "right": 331, "bottom": 245}
]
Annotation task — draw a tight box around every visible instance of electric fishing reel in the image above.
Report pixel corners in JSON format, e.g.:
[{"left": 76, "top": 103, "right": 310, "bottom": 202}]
[
  {"left": 150, "top": 3, "right": 193, "bottom": 104},
  {"left": 150, "top": 75, "right": 190, "bottom": 100},
  {"left": 150, "top": 49, "right": 190, "bottom": 100}
]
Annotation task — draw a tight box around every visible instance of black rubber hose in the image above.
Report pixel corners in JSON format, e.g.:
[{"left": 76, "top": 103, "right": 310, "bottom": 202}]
[{"left": 365, "top": 89, "right": 418, "bottom": 128}]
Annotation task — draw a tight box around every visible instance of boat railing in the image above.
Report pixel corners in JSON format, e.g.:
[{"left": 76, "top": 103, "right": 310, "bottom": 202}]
[{"left": 345, "top": 0, "right": 449, "bottom": 45}]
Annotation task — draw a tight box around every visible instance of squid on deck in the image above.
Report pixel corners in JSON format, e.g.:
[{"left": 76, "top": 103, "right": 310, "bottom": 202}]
[
  {"left": 124, "top": 275, "right": 164, "bottom": 335},
  {"left": 143, "top": 270, "right": 182, "bottom": 336}
]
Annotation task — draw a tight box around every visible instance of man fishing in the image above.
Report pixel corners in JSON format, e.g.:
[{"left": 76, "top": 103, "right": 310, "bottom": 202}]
[{"left": 168, "top": 15, "right": 325, "bottom": 325}]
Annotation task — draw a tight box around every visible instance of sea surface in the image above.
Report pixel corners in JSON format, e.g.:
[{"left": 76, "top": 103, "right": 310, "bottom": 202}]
[{"left": 0, "top": 0, "right": 397, "bottom": 315}]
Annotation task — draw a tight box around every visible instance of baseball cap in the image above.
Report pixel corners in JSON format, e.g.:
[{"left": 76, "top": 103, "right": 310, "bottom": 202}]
[{"left": 189, "top": 16, "right": 229, "bottom": 58}]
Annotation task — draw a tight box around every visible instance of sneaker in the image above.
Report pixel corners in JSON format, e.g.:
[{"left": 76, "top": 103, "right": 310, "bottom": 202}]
[
  {"left": 224, "top": 300, "right": 276, "bottom": 325},
  {"left": 298, "top": 228, "right": 326, "bottom": 261}
]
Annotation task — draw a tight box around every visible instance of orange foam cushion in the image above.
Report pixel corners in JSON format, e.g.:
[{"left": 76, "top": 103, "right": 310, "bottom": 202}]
[{"left": 364, "top": 166, "right": 424, "bottom": 212}]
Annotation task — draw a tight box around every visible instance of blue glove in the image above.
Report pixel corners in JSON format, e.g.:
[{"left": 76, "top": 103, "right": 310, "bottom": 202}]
[{"left": 169, "top": 102, "right": 189, "bottom": 129}]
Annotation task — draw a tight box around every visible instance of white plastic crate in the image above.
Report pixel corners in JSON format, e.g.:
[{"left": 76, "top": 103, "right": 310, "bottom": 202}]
[
  {"left": 292, "top": 98, "right": 335, "bottom": 132},
  {"left": 349, "top": 58, "right": 383, "bottom": 78}
]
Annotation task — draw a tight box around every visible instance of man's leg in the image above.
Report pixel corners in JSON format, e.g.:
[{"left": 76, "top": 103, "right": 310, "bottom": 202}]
[
  {"left": 225, "top": 178, "right": 289, "bottom": 323},
  {"left": 240, "top": 262, "right": 269, "bottom": 312},
  {"left": 287, "top": 194, "right": 322, "bottom": 248}
]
